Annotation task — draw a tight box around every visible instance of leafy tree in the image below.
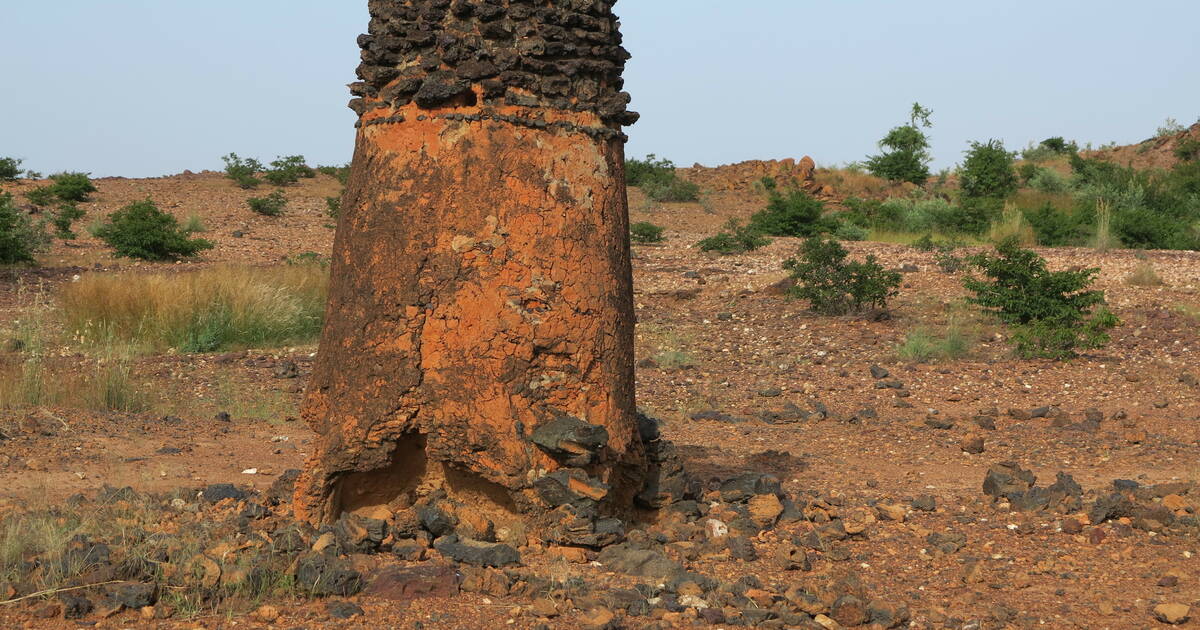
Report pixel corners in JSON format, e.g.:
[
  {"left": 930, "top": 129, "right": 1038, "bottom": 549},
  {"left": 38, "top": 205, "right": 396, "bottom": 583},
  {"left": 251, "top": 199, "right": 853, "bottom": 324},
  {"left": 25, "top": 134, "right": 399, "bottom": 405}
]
[
  {"left": 959, "top": 140, "right": 1017, "bottom": 200},
  {"left": 95, "top": 200, "right": 214, "bottom": 260},
  {"left": 222, "top": 153, "right": 263, "bottom": 189},
  {"left": 0, "top": 157, "right": 24, "bottom": 181},
  {"left": 963, "top": 237, "right": 1118, "bottom": 359},
  {"left": 784, "top": 237, "right": 901, "bottom": 315},
  {"left": 0, "top": 193, "right": 47, "bottom": 264},
  {"left": 865, "top": 102, "right": 933, "bottom": 185},
  {"left": 264, "top": 155, "right": 315, "bottom": 186}
]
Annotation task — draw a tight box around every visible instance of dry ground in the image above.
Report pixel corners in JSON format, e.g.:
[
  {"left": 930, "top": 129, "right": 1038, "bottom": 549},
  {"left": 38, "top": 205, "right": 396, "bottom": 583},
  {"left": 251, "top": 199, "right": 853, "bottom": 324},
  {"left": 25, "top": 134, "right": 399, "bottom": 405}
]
[{"left": 0, "top": 171, "right": 1198, "bottom": 629}]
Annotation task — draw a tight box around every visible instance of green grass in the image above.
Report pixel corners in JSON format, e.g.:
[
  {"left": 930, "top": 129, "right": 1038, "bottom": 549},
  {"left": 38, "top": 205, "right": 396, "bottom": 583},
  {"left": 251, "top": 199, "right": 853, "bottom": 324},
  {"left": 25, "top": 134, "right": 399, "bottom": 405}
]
[
  {"left": 867, "top": 228, "right": 985, "bottom": 246},
  {"left": 1125, "top": 261, "right": 1165, "bottom": 287}
]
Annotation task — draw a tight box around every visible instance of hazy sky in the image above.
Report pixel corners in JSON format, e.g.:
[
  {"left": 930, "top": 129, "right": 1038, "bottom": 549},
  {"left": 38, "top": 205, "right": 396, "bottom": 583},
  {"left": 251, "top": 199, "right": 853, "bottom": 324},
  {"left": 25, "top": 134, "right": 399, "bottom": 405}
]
[{"left": 2, "top": 1, "right": 1197, "bottom": 178}]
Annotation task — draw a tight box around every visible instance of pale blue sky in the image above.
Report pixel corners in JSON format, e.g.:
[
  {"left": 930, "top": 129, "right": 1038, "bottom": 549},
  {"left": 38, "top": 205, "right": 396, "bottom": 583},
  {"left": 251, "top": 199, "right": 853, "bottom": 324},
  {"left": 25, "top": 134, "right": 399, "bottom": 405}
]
[{"left": 2, "top": 1, "right": 1197, "bottom": 178}]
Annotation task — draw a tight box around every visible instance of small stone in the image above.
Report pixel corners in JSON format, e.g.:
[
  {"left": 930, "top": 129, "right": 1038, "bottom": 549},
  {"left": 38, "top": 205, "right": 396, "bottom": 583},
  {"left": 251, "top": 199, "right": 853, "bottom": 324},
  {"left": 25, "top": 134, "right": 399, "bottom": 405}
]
[
  {"left": 1061, "top": 519, "right": 1083, "bottom": 535},
  {"left": 530, "top": 598, "right": 560, "bottom": 618},
  {"left": 704, "top": 518, "right": 729, "bottom": 539},
  {"left": 1153, "top": 603, "right": 1190, "bottom": 625},
  {"left": 579, "top": 606, "right": 616, "bottom": 629},
  {"left": 869, "top": 365, "right": 890, "bottom": 379},
  {"left": 773, "top": 544, "right": 811, "bottom": 571},
  {"left": 911, "top": 495, "right": 937, "bottom": 512},
  {"left": 748, "top": 494, "right": 784, "bottom": 527},
  {"left": 876, "top": 503, "right": 906, "bottom": 522},
  {"left": 960, "top": 435, "right": 985, "bottom": 454},
  {"left": 326, "top": 600, "right": 364, "bottom": 620},
  {"left": 1158, "top": 575, "right": 1180, "bottom": 588},
  {"left": 255, "top": 605, "right": 280, "bottom": 622}
]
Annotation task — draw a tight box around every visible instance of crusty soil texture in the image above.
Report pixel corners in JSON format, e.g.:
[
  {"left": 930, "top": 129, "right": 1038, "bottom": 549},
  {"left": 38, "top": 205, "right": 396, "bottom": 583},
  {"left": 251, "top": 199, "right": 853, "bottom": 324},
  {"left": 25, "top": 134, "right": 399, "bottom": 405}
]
[{"left": 0, "top": 173, "right": 1198, "bottom": 628}]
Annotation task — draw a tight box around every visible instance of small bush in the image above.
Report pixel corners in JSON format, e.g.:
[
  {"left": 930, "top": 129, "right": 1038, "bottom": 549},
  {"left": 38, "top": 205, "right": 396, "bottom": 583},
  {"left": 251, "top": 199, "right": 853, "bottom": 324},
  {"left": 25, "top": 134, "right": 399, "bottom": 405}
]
[
  {"left": 748, "top": 188, "right": 835, "bottom": 237},
  {"left": 316, "top": 164, "right": 351, "bottom": 185},
  {"left": 1090, "top": 200, "right": 1119, "bottom": 252},
  {"left": 626, "top": 155, "right": 700, "bottom": 202},
  {"left": 94, "top": 200, "right": 214, "bottom": 261},
  {"left": 24, "top": 187, "right": 57, "bottom": 207},
  {"left": 1028, "top": 167, "right": 1069, "bottom": 193},
  {"left": 47, "top": 172, "right": 97, "bottom": 202},
  {"left": 61, "top": 265, "right": 328, "bottom": 353},
  {"left": 630, "top": 221, "right": 665, "bottom": 244},
  {"left": 963, "top": 237, "right": 1118, "bottom": 359},
  {"left": 50, "top": 203, "right": 86, "bottom": 240},
  {"left": 182, "top": 213, "right": 207, "bottom": 233},
  {"left": 0, "top": 193, "right": 48, "bottom": 264},
  {"left": 933, "top": 246, "right": 965, "bottom": 273},
  {"left": 1156, "top": 117, "right": 1186, "bottom": 138},
  {"left": 960, "top": 140, "right": 1017, "bottom": 200},
  {"left": 0, "top": 157, "right": 24, "bottom": 181},
  {"left": 834, "top": 222, "right": 868, "bottom": 241},
  {"left": 784, "top": 237, "right": 901, "bottom": 315},
  {"left": 1175, "top": 137, "right": 1200, "bottom": 162},
  {"left": 1124, "top": 261, "right": 1164, "bottom": 287},
  {"left": 248, "top": 191, "right": 287, "bottom": 216},
  {"left": 1022, "top": 202, "right": 1088, "bottom": 247},
  {"left": 222, "top": 153, "right": 263, "bottom": 189},
  {"left": 264, "top": 155, "right": 314, "bottom": 186},
  {"left": 325, "top": 196, "right": 341, "bottom": 218},
  {"left": 697, "top": 219, "right": 770, "bottom": 255}
]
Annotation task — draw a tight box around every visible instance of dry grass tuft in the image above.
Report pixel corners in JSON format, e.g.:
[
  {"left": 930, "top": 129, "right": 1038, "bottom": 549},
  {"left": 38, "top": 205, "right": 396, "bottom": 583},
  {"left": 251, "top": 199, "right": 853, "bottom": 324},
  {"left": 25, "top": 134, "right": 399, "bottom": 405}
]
[
  {"left": 60, "top": 264, "right": 328, "bottom": 353},
  {"left": 987, "top": 204, "right": 1038, "bottom": 246},
  {"left": 1124, "top": 261, "right": 1165, "bottom": 287}
]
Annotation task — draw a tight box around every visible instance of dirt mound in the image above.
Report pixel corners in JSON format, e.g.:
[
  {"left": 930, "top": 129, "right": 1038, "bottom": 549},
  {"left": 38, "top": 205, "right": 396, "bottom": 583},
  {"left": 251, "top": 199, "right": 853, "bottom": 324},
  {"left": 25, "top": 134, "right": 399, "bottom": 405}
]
[
  {"left": 1086, "top": 122, "right": 1200, "bottom": 171},
  {"left": 679, "top": 157, "right": 831, "bottom": 196}
]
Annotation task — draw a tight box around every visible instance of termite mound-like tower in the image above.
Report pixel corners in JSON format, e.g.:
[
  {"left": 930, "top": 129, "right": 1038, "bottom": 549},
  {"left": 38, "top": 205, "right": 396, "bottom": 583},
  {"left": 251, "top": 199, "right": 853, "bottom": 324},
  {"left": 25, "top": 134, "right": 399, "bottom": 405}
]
[{"left": 295, "top": 0, "right": 692, "bottom": 546}]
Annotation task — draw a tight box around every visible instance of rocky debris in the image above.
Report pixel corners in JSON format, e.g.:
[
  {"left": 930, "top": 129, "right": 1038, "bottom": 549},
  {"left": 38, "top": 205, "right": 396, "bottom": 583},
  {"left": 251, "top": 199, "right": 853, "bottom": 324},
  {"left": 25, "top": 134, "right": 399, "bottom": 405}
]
[
  {"left": 272, "top": 359, "right": 299, "bottom": 379},
  {"left": 596, "top": 543, "right": 682, "bottom": 580},
  {"left": 529, "top": 414, "right": 609, "bottom": 466},
  {"left": 326, "top": 600, "right": 365, "bottom": 619},
  {"left": 982, "top": 462, "right": 1036, "bottom": 499},
  {"left": 200, "top": 483, "right": 247, "bottom": 503}
]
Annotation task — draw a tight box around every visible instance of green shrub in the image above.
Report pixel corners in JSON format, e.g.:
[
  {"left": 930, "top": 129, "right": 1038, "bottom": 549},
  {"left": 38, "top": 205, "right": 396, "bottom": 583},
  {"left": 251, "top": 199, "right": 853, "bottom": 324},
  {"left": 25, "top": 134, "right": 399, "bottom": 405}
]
[
  {"left": 47, "top": 172, "right": 97, "bottom": 202},
  {"left": 1156, "top": 117, "right": 1186, "bottom": 138},
  {"left": 1022, "top": 202, "right": 1088, "bottom": 246},
  {"left": 94, "top": 200, "right": 214, "bottom": 261},
  {"left": 316, "top": 164, "right": 351, "bottom": 185},
  {"left": 963, "top": 237, "right": 1118, "bottom": 359},
  {"left": 873, "top": 196, "right": 998, "bottom": 235},
  {"left": 0, "top": 158, "right": 24, "bottom": 181},
  {"left": 697, "top": 219, "right": 770, "bottom": 255},
  {"left": 933, "top": 246, "right": 965, "bottom": 273},
  {"left": 264, "top": 155, "right": 314, "bottom": 186},
  {"left": 630, "top": 221, "right": 665, "bottom": 244},
  {"left": 960, "top": 140, "right": 1017, "bottom": 200},
  {"left": 1028, "top": 167, "right": 1069, "bottom": 193},
  {"left": 626, "top": 155, "right": 701, "bottom": 202},
  {"left": 1175, "top": 137, "right": 1200, "bottom": 162},
  {"left": 222, "top": 153, "right": 263, "bottom": 189},
  {"left": 247, "top": 191, "right": 287, "bottom": 216},
  {"left": 784, "top": 237, "right": 901, "bottom": 315},
  {"left": 24, "top": 187, "right": 56, "bottom": 207},
  {"left": 50, "top": 203, "right": 86, "bottom": 240},
  {"left": 0, "top": 193, "right": 48, "bottom": 264},
  {"left": 325, "top": 196, "right": 341, "bottom": 218},
  {"left": 182, "top": 213, "right": 206, "bottom": 234},
  {"left": 865, "top": 103, "right": 933, "bottom": 184},
  {"left": 834, "top": 222, "right": 868, "bottom": 241},
  {"left": 1017, "top": 163, "right": 1039, "bottom": 186},
  {"left": 748, "top": 188, "right": 835, "bottom": 237}
]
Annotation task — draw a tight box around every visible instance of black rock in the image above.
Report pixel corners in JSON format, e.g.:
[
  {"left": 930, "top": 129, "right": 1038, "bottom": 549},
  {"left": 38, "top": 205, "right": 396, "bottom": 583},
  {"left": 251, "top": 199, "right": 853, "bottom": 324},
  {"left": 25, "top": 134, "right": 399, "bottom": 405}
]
[
  {"left": 530, "top": 414, "right": 609, "bottom": 465},
  {"left": 726, "top": 536, "right": 758, "bottom": 561},
  {"left": 414, "top": 72, "right": 473, "bottom": 108},
  {"left": 911, "top": 495, "right": 937, "bottom": 512},
  {"left": 214, "top": 411, "right": 231, "bottom": 423},
  {"left": 869, "top": 365, "right": 890, "bottom": 379},
  {"left": 982, "top": 462, "right": 1036, "bottom": 499},
  {"left": 1089, "top": 493, "right": 1135, "bottom": 525},
  {"left": 326, "top": 600, "right": 365, "bottom": 619},
  {"left": 201, "top": 483, "right": 247, "bottom": 503},
  {"left": 418, "top": 505, "right": 456, "bottom": 537},
  {"left": 294, "top": 554, "right": 364, "bottom": 597},
  {"left": 1113, "top": 479, "right": 1140, "bottom": 492},
  {"left": 596, "top": 543, "right": 683, "bottom": 579},
  {"left": 59, "top": 593, "right": 93, "bottom": 619},
  {"left": 113, "top": 582, "right": 157, "bottom": 609},
  {"left": 719, "top": 473, "right": 782, "bottom": 503},
  {"left": 972, "top": 415, "right": 997, "bottom": 431},
  {"left": 434, "top": 539, "right": 520, "bottom": 567}
]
